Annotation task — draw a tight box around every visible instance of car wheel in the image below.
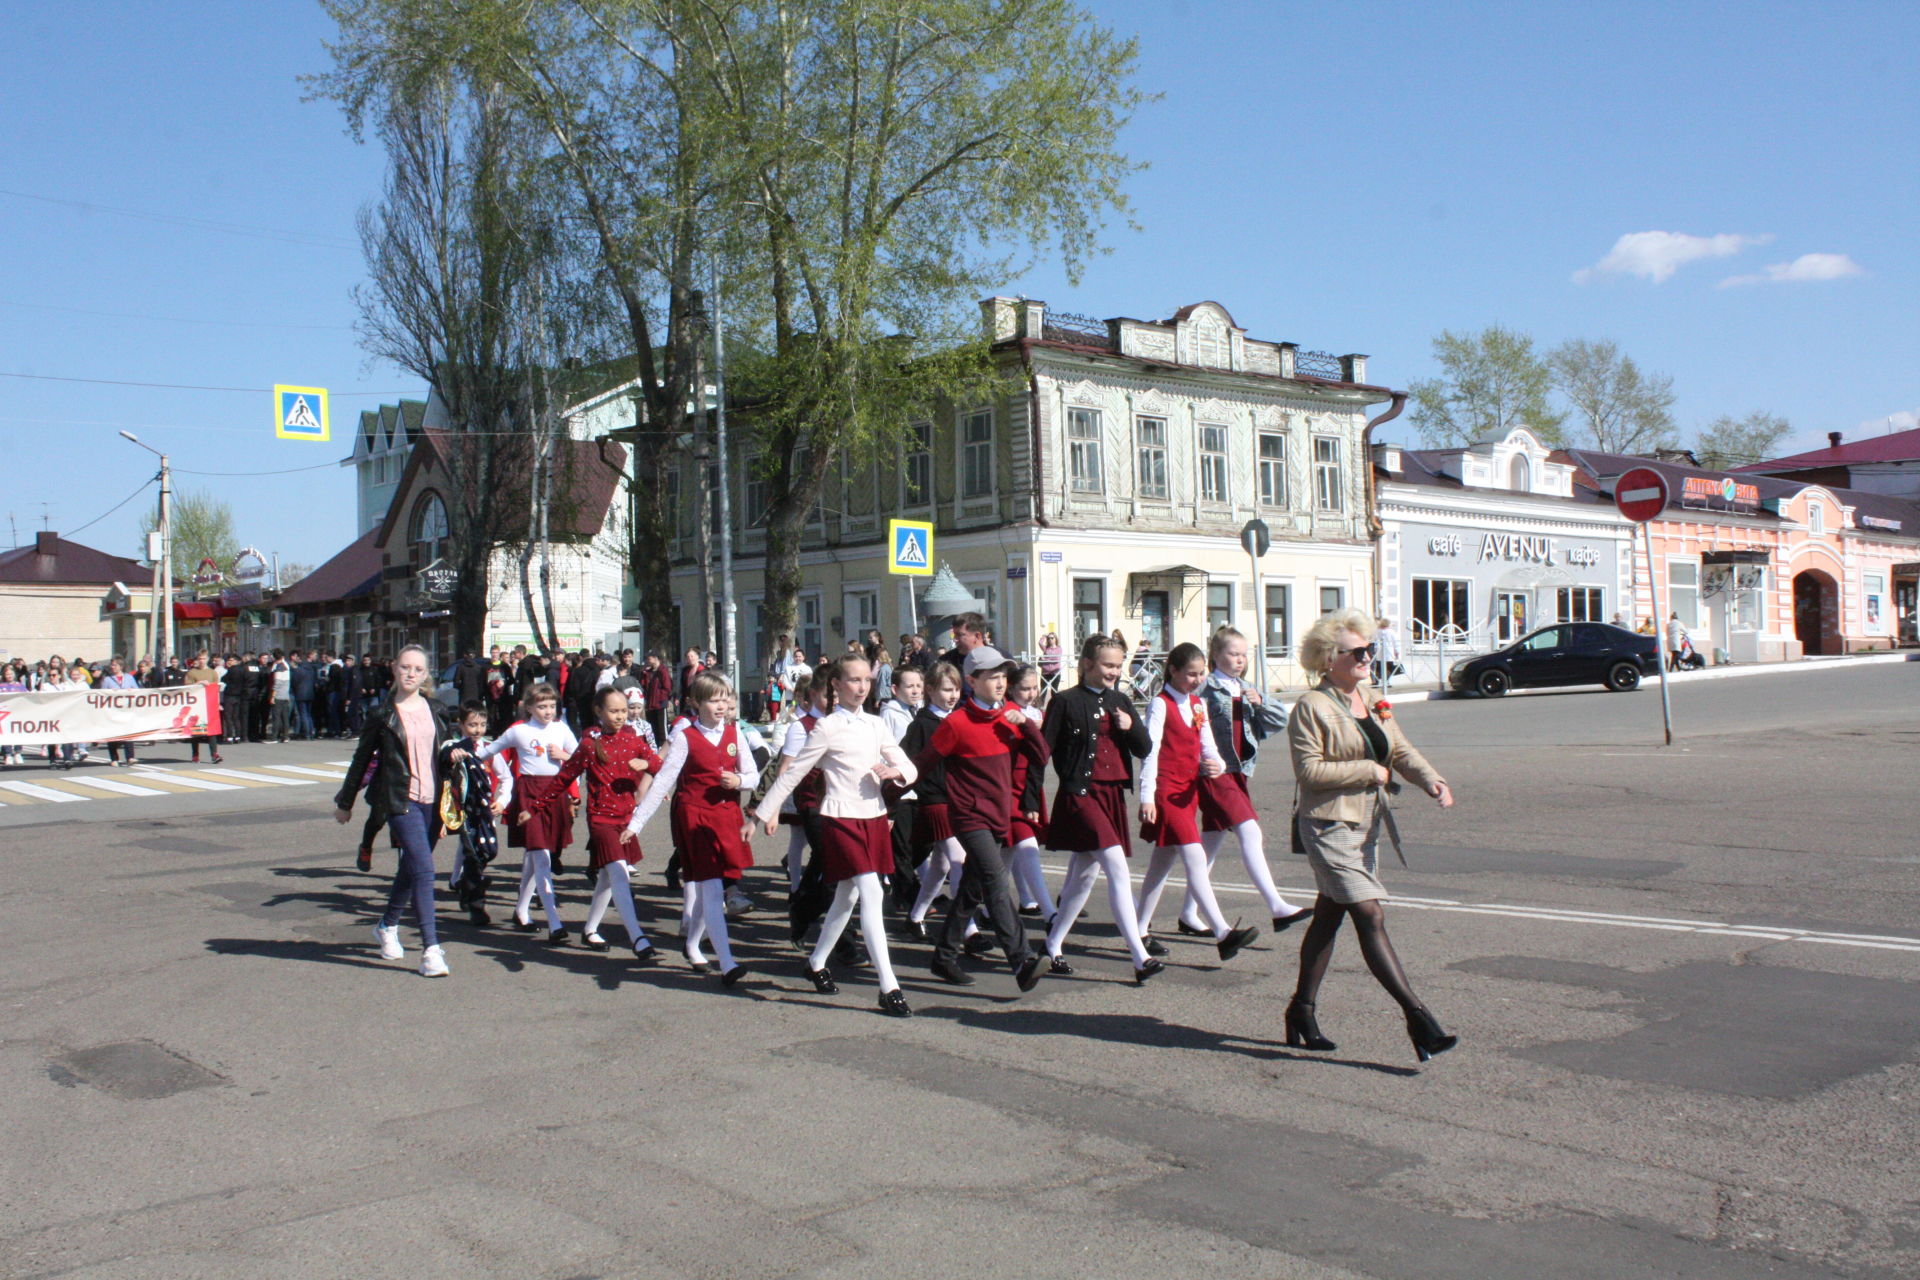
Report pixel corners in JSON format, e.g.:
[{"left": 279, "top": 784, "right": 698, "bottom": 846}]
[
  {"left": 1475, "top": 669, "right": 1510, "bottom": 698},
  {"left": 1605, "top": 662, "right": 1641, "bottom": 692}
]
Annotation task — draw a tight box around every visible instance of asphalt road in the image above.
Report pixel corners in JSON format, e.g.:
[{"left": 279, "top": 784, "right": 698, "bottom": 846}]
[{"left": 1, "top": 661, "right": 1916, "bottom": 1279}]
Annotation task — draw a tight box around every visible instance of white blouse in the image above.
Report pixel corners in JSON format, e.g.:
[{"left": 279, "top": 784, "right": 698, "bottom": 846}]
[
  {"left": 1138, "top": 690, "right": 1224, "bottom": 805},
  {"left": 753, "top": 706, "right": 916, "bottom": 823}
]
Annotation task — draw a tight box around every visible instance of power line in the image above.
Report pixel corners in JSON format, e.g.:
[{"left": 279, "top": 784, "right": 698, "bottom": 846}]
[
  {"left": 0, "top": 371, "right": 413, "bottom": 396},
  {"left": 175, "top": 461, "right": 344, "bottom": 477},
  {"left": 63, "top": 476, "right": 157, "bottom": 538},
  {"left": 0, "top": 187, "right": 358, "bottom": 251},
  {"left": 0, "top": 299, "right": 355, "bottom": 333}
]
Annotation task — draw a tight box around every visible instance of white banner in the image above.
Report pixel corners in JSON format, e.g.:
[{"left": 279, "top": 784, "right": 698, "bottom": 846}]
[{"left": 0, "top": 684, "right": 222, "bottom": 746}]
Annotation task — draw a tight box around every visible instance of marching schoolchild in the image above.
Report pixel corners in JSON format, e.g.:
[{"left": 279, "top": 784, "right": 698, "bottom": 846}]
[
  {"left": 478, "top": 682, "right": 579, "bottom": 944},
  {"left": 624, "top": 671, "right": 759, "bottom": 984},
  {"left": 751, "top": 654, "right": 917, "bottom": 1017},
  {"left": 1133, "top": 643, "right": 1260, "bottom": 964},
  {"left": 552, "top": 686, "right": 662, "bottom": 962},
  {"left": 1040, "top": 634, "right": 1161, "bottom": 982},
  {"left": 900, "top": 662, "right": 967, "bottom": 936},
  {"left": 439, "top": 701, "right": 501, "bottom": 926},
  {"left": 878, "top": 666, "right": 924, "bottom": 902},
  {"left": 912, "top": 647, "right": 1049, "bottom": 991},
  {"left": 775, "top": 671, "right": 839, "bottom": 946},
  {"left": 332, "top": 645, "right": 456, "bottom": 978},
  {"left": 1005, "top": 664, "right": 1055, "bottom": 920},
  {"left": 1173, "top": 626, "right": 1312, "bottom": 936}
]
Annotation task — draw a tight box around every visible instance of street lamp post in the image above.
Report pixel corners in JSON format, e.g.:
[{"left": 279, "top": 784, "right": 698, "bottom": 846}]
[
  {"left": 120, "top": 431, "right": 172, "bottom": 665},
  {"left": 711, "top": 263, "right": 738, "bottom": 694}
]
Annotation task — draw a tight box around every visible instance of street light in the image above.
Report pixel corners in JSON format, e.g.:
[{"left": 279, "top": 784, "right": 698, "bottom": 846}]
[{"left": 120, "top": 431, "right": 173, "bottom": 666}]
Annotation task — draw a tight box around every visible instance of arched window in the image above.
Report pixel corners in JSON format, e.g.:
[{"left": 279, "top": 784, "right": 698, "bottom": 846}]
[
  {"left": 412, "top": 492, "right": 448, "bottom": 563},
  {"left": 1509, "top": 454, "right": 1531, "bottom": 491}
]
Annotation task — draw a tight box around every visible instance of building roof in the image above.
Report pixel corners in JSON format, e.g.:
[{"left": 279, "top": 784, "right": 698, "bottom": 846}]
[
  {"left": 275, "top": 525, "right": 384, "bottom": 608},
  {"left": 0, "top": 532, "right": 147, "bottom": 587},
  {"left": 1739, "top": 425, "right": 1920, "bottom": 471},
  {"left": 1374, "top": 446, "right": 1612, "bottom": 506},
  {"left": 1563, "top": 447, "right": 1920, "bottom": 536},
  {"left": 375, "top": 429, "right": 628, "bottom": 550}
]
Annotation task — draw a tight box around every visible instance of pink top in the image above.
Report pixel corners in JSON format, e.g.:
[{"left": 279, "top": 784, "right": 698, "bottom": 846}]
[{"left": 396, "top": 696, "right": 436, "bottom": 804}]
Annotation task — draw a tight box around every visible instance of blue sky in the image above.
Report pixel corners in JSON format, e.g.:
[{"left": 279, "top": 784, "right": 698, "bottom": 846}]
[{"left": 4, "top": 1, "right": 1915, "bottom": 569}]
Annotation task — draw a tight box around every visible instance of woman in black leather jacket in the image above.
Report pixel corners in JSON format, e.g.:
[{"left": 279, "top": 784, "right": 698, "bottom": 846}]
[{"left": 334, "top": 645, "right": 457, "bottom": 977}]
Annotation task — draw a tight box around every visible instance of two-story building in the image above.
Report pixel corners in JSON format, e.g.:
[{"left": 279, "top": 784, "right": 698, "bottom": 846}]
[{"left": 664, "top": 297, "right": 1402, "bottom": 688}]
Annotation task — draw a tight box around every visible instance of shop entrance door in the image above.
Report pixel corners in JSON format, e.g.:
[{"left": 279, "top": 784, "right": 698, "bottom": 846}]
[
  {"left": 1139, "top": 590, "right": 1170, "bottom": 653},
  {"left": 1495, "top": 591, "right": 1530, "bottom": 646},
  {"left": 1793, "top": 570, "right": 1837, "bottom": 656}
]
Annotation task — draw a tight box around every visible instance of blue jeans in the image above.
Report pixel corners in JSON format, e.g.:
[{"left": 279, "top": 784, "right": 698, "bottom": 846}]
[
  {"left": 382, "top": 801, "right": 439, "bottom": 947},
  {"left": 294, "top": 697, "right": 315, "bottom": 738}
]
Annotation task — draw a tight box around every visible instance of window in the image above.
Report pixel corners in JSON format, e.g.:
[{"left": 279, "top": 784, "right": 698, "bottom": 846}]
[
  {"left": 845, "top": 589, "right": 878, "bottom": 640},
  {"left": 1264, "top": 583, "right": 1291, "bottom": 656},
  {"left": 1808, "top": 502, "right": 1825, "bottom": 535},
  {"left": 1072, "top": 578, "right": 1105, "bottom": 647},
  {"left": 798, "top": 593, "right": 824, "bottom": 661},
  {"left": 1556, "top": 586, "right": 1604, "bottom": 622},
  {"left": 1410, "top": 577, "right": 1471, "bottom": 642},
  {"left": 1319, "top": 585, "right": 1344, "bottom": 615},
  {"left": 1523, "top": 627, "right": 1568, "bottom": 651},
  {"left": 1207, "top": 583, "right": 1233, "bottom": 633},
  {"left": 902, "top": 422, "right": 932, "bottom": 507},
  {"left": 1135, "top": 416, "right": 1169, "bottom": 500},
  {"left": 1669, "top": 561, "right": 1699, "bottom": 629},
  {"left": 1198, "top": 424, "right": 1229, "bottom": 503},
  {"left": 744, "top": 452, "right": 769, "bottom": 529},
  {"left": 411, "top": 492, "right": 448, "bottom": 563},
  {"left": 1258, "top": 432, "right": 1288, "bottom": 507},
  {"left": 1067, "top": 407, "right": 1103, "bottom": 494},
  {"left": 1733, "top": 565, "right": 1766, "bottom": 631},
  {"left": 1509, "top": 454, "right": 1531, "bottom": 491},
  {"left": 1139, "top": 590, "right": 1170, "bottom": 651},
  {"left": 1313, "top": 437, "right": 1343, "bottom": 511},
  {"left": 1864, "top": 572, "right": 1887, "bottom": 633},
  {"left": 961, "top": 410, "right": 994, "bottom": 500},
  {"left": 664, "top": 469, "right": 685, "bottom": 539}
]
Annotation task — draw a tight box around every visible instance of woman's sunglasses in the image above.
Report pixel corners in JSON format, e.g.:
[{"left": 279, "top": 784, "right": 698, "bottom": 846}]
[{"left": 1338, "top": 643, "right": 1376, "bottom": 662}]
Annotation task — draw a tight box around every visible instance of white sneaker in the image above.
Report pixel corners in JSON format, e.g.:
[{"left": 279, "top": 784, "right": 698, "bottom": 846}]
[
  {"left": 419, "top": 944, "right": 449, "bottom": 978},
  {"left": 373, "top": 923, "right": 404, "bottom": 960},
  {"left": 724, "top": 887, "right": 755, "bottom": 918}
]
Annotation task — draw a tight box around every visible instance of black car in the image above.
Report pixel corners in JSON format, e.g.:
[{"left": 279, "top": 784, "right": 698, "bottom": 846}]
[{"left": 1448, "top": 623, "right": 1660, "bottom": 697}]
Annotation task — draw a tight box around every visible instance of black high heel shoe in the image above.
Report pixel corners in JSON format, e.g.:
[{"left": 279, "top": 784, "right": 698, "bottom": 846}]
[
  {"left": 1405, "top": 1006, "right": 1457, "bottom": 1063},
  {"left": 1284, "top": 999, "right": 1336, "bottom": 1052}
]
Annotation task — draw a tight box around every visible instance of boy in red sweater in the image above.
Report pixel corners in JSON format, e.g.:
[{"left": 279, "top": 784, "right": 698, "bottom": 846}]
[{"left": 914, "top": 646, "right": 1049, "bottom": 990}]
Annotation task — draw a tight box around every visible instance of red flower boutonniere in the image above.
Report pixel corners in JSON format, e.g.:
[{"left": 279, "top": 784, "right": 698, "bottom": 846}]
[{"left": 1372, "top": 699, "right": 1394, "bottom": 722}]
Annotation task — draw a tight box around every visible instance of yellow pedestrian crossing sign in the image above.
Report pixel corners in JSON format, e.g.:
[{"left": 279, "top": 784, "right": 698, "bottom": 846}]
[
  {"left": 889, "top": 519, "right": 933, "bottom": 576},
  {"left": 274, "top": 385, "right": 329, "bottom": 442}
]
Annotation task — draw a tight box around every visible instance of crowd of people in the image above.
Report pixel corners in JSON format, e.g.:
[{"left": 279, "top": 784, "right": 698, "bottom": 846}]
[{"left": 331, "top": 609, "right": 1462, "bottom": 1062}]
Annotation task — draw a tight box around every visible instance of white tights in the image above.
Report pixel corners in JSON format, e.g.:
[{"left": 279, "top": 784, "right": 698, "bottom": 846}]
[
  {"left": 784, "top": 826, "right": 809, "bottom": 892},
  {"left": 909, "top": 836, "right": 966, "bottom": 924},
  {"left": 1009, "top": 837, "right": 1054, "bottom": 916},
  {"left": 1179, "top": 820, "right": 1300, "bottom": 928},
  {"left": 516, "top": 848, "right": 562, "bottom": 930},
  {"left": 585, "top": 861, "right": 649, "bottom": 949},
  {"left": 1045, "top": 845, "right": 1150, "bottom": 967},
  {"left": 1137, "top": 842, "right": 1230, "bottom": 939},
  {"left": 810, "top": 872, "right": 899, "bottom": 992},
  {"left": 681, "top": 877, "right": 736, "bottom": 969}
]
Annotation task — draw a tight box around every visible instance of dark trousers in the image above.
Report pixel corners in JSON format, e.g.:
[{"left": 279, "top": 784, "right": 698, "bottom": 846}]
[
  {"left": 646, "top": 709, "right": 667, "bottom": 747},
  {"left": 382, "top": 800, "right": 438, "bottom": 947},
  {"left": 294, "top": 697, "right": 315, "bottom": 738},
  {"left": 220, "top": 693, "right": 241, "bottom": 741},
  {"left": 888, "top": 798, "right": 919, "bottom": 908},
  {"left": 935, "top": 826, "right": 1030, "bottom": 967}
]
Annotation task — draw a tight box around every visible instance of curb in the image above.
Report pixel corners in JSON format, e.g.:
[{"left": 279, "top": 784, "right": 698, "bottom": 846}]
[{"left": 1380, "top": 650, "right": 1917, "bottom": 702}]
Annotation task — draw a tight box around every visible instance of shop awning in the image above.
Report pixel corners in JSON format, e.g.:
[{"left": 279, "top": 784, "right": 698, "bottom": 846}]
[
  {"left": 1127, "top": 564, "right": 1209, "bottom": 585},
  {"left": 1703, "top": 550, "right": 1769, "bottom": 565},
  {"left": 173, "top": 601, "right": 239, "bottom": 621}
]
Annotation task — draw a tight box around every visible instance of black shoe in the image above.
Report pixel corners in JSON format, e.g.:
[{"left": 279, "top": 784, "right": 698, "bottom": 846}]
[
  {"left": 1015, "top": 953, "right": 1044, "bottom": 992},
  {"left": 1406, "top": 1006, "right": 1457, "bottom": 1063},
  {"left": 1175, "top": 919, "right": 1213, "bottom": 937},
  {"left": 1134, "top": 958, "right": 1165, "bottom": 985},
  {"left": 1143, "top": 936, "right": 1168, "bottom": 958},
  {"left": 963, "top": 932, "right": 997, "bottom": 956},
  {"left": 632, "top": 943, "right": 659, "bottom": 966},
  {"left": 806, "top": 966, "right": 839, "bottom": 995},
  {"left": 930, "top": 958, "right": 975, "bottom": 986},
  {"left": 1047, "top": 956, "right": 1074, "bottom": 976},
  {"left": 355, "top": 846, "right": 372, "bottom": 873},
  {"left": 878, "top": 989, "right": 912, "bottom": 1018},
  {"left": 687, "top": 958, "right": 714, "bottom": 974},
  {"left": 1019, "top": 903, "right": 1044, "bottom": 918},
  {"left": 1272, "top": 906, "right": 1313, "bottom": 932},
  {"left": 551, "top": 857, "right": 567, "bottom": 877},
  {"left": 1216, "top": 924, "right": 1258, "bottom": 963},
  {"left": 512, "top": 916, "right": 539, "bottom": 933},
  {"left": 903, "top": 919, "right": 929, "bottom": 942},
  {"left": 583, "top": 933, "right": 610, "bottom": 952},
  {"left": 721, "top": 964, "right": 748, "bottom": 988},
  {"left": 833, "top": 938, "right": 865, "bottom": 968},
  {"left": 1285, "top": 999, "right": 1336, "bottom": 1052},
  {"left": 468, "top": 905, "right": 490, "bottom": 927},
  {"left": 547, "top": 927, "right": 570, "bottom": 945}
]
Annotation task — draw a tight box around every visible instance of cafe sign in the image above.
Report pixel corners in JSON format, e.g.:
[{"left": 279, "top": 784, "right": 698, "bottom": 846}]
[{"left": 1681, "top": 476, "right": 1759, "bottom": 510}]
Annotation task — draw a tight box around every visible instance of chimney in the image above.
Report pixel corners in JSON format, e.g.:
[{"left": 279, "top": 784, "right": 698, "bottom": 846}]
[
  {"left": 36, "top": 531, "right": 57, "bottom": 555},
  {"left": 1827, "top": 431, "right": 1842, "bottom": 449}
]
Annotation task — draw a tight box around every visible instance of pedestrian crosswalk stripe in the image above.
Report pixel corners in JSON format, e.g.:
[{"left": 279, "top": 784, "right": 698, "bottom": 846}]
[
  {"left": 128, "top": 769, "right": 243, "bottom": 791},
  {"left": 37, "top": 775, "right": 169, "bottom": 798},
  {"left": 0, "top": 780, "right": 86, "bottom": 803},
  {"left": 261, "top": 764, "right": 347, "bottom": 779},
  {"left": 200, "top": 767, "right": 316, "bottom": 787}
]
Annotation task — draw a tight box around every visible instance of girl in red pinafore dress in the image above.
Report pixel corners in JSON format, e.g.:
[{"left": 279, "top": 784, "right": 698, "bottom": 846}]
[
  {"left": 1005, "top": 665, "right": 1055, "bottom": 919},
  {"left": 553, "top": 686, "right": 663, "bottom": 961},
  {"left": 1134, "top": 643, "right": 1260, "bottom": 965},
  {"left": 478, "top": 682, "right": 578, "bottom": 944},
  {"left": 625, "top": 672, "right": 759, "bottom": 984}
]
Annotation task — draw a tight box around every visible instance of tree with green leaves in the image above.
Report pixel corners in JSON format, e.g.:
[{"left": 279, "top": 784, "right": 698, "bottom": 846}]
[
  {"left": 1548, "top": 338, "right": 1677, "bottom": 454},
  {"left": 1695, "top": 412, "right": 1791, "bottom": 470},
  {"left": 140, "top": 489, "right": 239, "bottom": 587},
  {"left": 1408, "top": 326, "right": 1564, "bottom": 448}
]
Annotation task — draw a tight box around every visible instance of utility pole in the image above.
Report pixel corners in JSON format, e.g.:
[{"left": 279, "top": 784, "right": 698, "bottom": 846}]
[
  {"left": 712, "top": 263, "right": 738, "bottom": 693},
  {"left": 690, "top": 293, "right": 717, "bottom": 659},
  {"left": 120, "top": 432, "right": 172, "bottom": 665}
]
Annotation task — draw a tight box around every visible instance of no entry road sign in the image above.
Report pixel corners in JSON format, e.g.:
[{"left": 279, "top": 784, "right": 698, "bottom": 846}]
[{"left": 1615, "top": 467, "right": 1670, "bottom": 523}]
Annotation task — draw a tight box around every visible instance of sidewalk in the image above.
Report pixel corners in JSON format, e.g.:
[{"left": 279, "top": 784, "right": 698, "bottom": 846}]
[{"left": 1377, "top": 648, "right": 1917, "bottom": 702}]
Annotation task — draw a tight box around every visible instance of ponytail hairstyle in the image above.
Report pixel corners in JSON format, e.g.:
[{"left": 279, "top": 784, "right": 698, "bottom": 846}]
[
  {"left": 1208, "top": 625, "right": 1246, "bottom": 665},
  {"left": 1077, "top": 632, "right": 1125, "bottom": 675},
  {"left": 592, "top": 683, "right": 632, "bottom": 712},
  {"left": 1165, "top": 642, "right": 1207, "bottom": 676},
  {"left": 826, "top": 652, "right": 871, "bottom": 683},
  {"left": 807, "top": 668, "right": 834, "bottom": 701}
]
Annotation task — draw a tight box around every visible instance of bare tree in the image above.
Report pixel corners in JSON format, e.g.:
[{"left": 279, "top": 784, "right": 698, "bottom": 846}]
[{"left": 1549, "top": 338, "right": 1677, "bottom": 454}]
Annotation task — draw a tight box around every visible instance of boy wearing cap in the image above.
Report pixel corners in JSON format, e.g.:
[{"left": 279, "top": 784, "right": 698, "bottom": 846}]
[{"left": 913, "top": 646, "right": 1049, "bottom": 990}]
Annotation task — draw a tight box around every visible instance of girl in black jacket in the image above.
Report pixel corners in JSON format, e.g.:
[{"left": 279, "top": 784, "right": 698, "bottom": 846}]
[{"left": 334, "top": 645, "right": 457, "bottom": 978}]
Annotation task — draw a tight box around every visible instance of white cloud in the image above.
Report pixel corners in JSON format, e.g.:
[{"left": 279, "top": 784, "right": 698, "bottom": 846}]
[
  {"left": 1718, "top": 252, "right": 1865, "bottom": 288},
  {"left": 1573, "top": 231, "right": 1770, "bottom": 284},
  {"left": 1854, "top": 409, "right": 1918, "bottom": 434}
]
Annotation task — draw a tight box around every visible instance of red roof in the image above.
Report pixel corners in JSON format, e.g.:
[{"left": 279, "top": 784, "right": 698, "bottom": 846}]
[
  {"left": 275, "top": 525, "right": 383, "bottom": 608},
  {"left": 1740, "top": 425, "right": 1920, "bottom": 470},
  {"left": 0, "top": 533, "right": 147, "bottom": 587}
]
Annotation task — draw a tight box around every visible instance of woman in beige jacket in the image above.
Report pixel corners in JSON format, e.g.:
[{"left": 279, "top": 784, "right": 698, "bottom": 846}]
[{"left": 1286, "top": 609, "right": 1458, "bottom": 1062}]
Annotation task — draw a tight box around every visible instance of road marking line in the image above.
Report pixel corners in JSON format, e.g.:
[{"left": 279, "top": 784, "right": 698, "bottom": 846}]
[
  {"left": 37, "top": 775, "right": 169, "bottom": 798},
  {"left": 200, "top": 768, "right": 316, "bottom": 787},
  {"left": 259, "top": 764, "right": 347, "bottom": 779},
  {"left": 0, "top": 780, "right": 85, "bottom": 803},
  {"left": 128, "top": 770, "right": 243, "bottom": 791}
]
